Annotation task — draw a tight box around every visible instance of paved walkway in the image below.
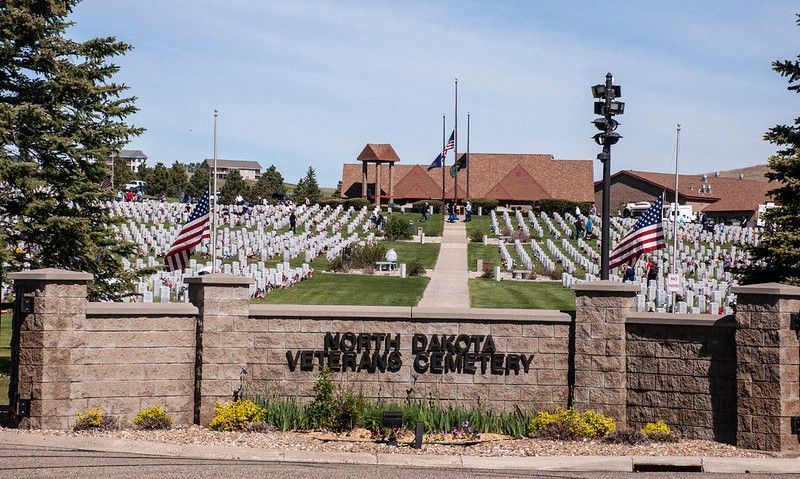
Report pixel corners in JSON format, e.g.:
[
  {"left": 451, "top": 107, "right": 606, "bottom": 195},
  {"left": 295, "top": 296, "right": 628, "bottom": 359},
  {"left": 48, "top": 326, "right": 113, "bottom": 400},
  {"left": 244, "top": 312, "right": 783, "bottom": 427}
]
[{"left": 418, "top": 217, "right": 469, "bottom": 308}]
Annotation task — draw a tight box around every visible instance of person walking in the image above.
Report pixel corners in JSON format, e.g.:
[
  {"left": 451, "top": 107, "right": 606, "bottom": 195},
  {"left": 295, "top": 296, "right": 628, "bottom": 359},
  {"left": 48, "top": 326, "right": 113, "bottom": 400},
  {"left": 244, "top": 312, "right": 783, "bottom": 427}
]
[
  {"left": 464, "top": 200, "right": 472, "bottom": 222},
  {"left": 289, "top": 210, "right": 297, "bottom": 234},
  {"left": 420, "top": 201, "right": 429, "bottom": 222},
  {"left": 623, "top": 263, "right": 636, "bottom": 282}
]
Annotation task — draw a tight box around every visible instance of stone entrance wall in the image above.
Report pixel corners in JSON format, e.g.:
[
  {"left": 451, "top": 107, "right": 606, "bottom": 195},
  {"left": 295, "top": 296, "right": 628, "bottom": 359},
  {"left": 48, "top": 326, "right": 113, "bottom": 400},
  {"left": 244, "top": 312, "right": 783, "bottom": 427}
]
[{"left": 7, "top": 269, "right": 800, "bottom": 452}]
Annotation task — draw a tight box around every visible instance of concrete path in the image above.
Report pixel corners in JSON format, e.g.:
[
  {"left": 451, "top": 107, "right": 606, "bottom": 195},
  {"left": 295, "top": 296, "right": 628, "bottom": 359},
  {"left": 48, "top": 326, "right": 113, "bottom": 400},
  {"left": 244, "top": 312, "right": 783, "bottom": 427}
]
[{"left": 417, "top": 217, "right": 469, "bottom": 308}]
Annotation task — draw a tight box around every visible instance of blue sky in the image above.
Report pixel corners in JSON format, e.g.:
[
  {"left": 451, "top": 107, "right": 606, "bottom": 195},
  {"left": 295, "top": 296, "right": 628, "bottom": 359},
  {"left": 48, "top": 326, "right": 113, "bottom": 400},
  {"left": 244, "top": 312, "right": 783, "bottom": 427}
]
[{"left": 70, "top": 1, "right": 798, "bottom": 186}]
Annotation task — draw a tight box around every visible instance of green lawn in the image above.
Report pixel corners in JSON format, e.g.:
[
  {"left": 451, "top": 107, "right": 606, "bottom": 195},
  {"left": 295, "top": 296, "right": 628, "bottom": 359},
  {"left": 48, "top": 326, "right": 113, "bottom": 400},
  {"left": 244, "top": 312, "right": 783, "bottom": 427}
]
[
  {"left": 465, "top": 215, "right": 493, "bottom": 239},
  {"left": 1, "top": 311, "right": 10, "bottom": 406},
  {"left": 467, "top": 242, "right": 501, "bottom": 272},
  {"left": 396, "top": 213, "right": 443, "bottom": 237},
  {"left": 387, "top": 241, "right": 440, "bottom": 269},
  {"left": 253, "top": 273, "right": 430, "bottom": 306},
  {"left": 469, "top": 279, "right": 576, "bottom": 310}
]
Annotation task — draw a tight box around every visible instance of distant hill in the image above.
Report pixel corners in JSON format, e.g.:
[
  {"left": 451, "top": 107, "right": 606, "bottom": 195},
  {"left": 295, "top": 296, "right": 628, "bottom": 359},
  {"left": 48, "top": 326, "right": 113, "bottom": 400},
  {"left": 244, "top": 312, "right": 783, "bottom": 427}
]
[
  {"left": 283, "top": 182, "right": 336, "bottom": 198},
  {"left": 705, "top": 164, "right": 772, "bottom": 182}
]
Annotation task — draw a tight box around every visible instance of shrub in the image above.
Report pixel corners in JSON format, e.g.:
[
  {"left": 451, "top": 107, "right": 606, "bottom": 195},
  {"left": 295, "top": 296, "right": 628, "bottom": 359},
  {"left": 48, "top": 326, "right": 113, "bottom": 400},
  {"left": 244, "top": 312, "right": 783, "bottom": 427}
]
[
  {"left": 547, "top": 265, "right": 566, "bottom": 281},
  {"left": 74, "top": 407, "right": 118, "bottom": 431},
  {"left": 208, "top": 400, "right": 268, "bottom": 431},
  {"left": 406, "top": 259, "right": 426, "bottom": 277},
  {"left": 357, "top": 243, "right": 388, "bottom": 267},
  {"left": 527, "top": 408, "right": 615, "bottom": 440},
  {"left": 469, "top": 198, "right": 498, "bottom": 212},
  {"left": 334, "top": 391, "right": 366, "bottom": 432},
  {"left": 642, "top": 420, "right": 676, "bottom": 442},
  {"left": 603, "top": 428, "right": 649, "bottom": 445},
  {"left": 385, "top": 214, "right": 412, "bottom": 241},
  {"left": 412, "top": 199, "right": 443, "bottom": 213},
  {"left": 307, "top": 369, "right": 338, "bottom": 430},
  {"left": 132, "top": 406, "right": 173, "bottom": 430},
  {"left": 481, "top": 262, "right": 495, "bottom": 279},
  {"left": 344, "top": 198, "right": 369, "bottom": 210},
  {"left": 538, "top": 199, "right": 592, "bottom": 215},
  {"left": 469, "top": 228, "right": 487, "bottom": 243}
]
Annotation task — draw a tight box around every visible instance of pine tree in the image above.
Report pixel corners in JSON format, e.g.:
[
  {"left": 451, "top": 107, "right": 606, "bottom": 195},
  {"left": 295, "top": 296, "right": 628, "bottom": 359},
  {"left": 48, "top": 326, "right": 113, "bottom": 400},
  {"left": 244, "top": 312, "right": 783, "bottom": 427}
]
[
  {"left": 293, "top": 166, "right": 321, "bottom": 203},
  {"left": 741, "top": 13, "right": 800, "bottom": 286},
  {"left": 0, "top": 1, "right": 143, "bottom": 299},
  {"left": 169, "top": 161, "right": 188, "bottom": 198},
  {"left": 332, "top": 180, "right": 342, "bottom": 198},
  {"left": 262, "top": 165, "right": 286, "bottom": 196},
  {"left": 186, "top": 167, "right": 210, "bottom": 200},
  {"left": 220, "top": 170, "right": 249, "bottom": 204},
  {"left": 112, "top": 156, "right": 133, "bottom": 189},
  {"left": 147, "top": 162, "right": 171, "bottom": 197}
]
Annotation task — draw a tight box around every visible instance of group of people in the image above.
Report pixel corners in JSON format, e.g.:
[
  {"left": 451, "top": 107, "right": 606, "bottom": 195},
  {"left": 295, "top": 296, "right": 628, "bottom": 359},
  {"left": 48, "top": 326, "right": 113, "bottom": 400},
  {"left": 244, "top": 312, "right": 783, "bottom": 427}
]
[
  {"left": 118, "top": 189, "right": 143, "bottom": 202},
  {"left": 622, "top": 255, "right": 660, "bottom": 283},
  {"left": 443, "top": 200, "right": 472, "bottom": 223}
]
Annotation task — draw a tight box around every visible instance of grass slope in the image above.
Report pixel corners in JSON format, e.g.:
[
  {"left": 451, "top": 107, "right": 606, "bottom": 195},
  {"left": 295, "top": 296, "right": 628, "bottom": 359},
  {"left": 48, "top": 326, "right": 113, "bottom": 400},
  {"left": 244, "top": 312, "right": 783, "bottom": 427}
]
[
  {"left": 469, "top": 279, "right": 576, "bottom": 310},
  {"left": 253, "top": 273, "right": 429, "bottom": 306}
]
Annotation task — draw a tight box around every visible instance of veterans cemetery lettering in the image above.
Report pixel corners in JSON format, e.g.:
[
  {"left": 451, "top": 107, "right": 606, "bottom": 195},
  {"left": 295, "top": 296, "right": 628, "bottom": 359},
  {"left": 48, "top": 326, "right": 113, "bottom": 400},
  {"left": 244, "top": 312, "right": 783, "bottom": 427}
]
[{"left": 285, "top": 332, "right": 534, "bottom": 375}]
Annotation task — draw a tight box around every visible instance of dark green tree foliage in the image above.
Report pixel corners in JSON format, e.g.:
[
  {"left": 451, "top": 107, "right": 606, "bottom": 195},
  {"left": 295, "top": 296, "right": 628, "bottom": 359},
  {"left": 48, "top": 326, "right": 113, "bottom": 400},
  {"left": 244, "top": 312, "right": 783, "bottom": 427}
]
[
  {"left": 0, "top": 1, "right": 142, "bottom": 299},
  {"left": 332, "top": 180, "right": 341, "bottom": 198},
  {"left": 262, "top": 164, "right": 286, "bottom": 196},
  {"left": 112, "top": 156, "right": 133, "bottom": 189},
  {"left": 147, "top": 162, "right": 170, "bottom": 197},
  {"left": 249, "top": 164, "right": 285, "bottom": 203},
  {"left": 292, "top": 166, "right": 321, "bottom": 203},
  {"left": 220, "top": 169, "right": 249, "bottom": 204},
  {"left": 168, "top": 161, "right": 187, "bottom": 197},
  {"left": 742, "top": 14, "right": 800, "bottom": 286},
  {"left": 186, "top": 166, "right": 210, "bottom": 199}
]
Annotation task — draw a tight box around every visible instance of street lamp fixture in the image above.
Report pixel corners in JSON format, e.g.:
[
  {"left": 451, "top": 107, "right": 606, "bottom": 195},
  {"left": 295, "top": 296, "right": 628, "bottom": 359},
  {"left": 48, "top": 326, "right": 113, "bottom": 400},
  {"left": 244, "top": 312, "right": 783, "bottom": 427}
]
[{"left": 592, "top": 72, "right": 625, "bottom": 280}]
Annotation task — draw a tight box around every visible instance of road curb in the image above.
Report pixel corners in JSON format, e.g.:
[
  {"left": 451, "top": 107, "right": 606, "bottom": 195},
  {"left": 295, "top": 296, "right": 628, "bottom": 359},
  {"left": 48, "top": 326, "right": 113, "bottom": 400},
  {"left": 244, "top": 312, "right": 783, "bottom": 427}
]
[{"left": 2, "top": 430, "right": 799, "bottom": 473}]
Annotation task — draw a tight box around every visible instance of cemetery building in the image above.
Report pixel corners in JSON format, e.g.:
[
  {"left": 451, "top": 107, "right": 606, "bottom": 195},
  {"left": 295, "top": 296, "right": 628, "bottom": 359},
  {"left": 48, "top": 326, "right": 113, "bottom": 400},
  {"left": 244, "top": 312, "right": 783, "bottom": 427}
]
[
  {"left": 201, "top": 159, "right": 262, "bottom": 180},
  {"left": 107, "top": 149, "right": 148, "bottom": 172},
  {"left": 594, "top": 169, "right": 775, "bottom": 222},
  {"left": 340, "top": 143, "right": 594, "bottom": 205}
]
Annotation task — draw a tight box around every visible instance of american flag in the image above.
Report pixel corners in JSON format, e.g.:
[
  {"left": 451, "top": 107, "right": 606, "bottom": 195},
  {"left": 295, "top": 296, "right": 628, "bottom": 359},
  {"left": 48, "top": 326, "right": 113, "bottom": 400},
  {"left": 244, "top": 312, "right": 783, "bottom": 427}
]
[
  {"left": 427, "top": 130, "right": 455, "bottom": 171},
  {"left": 609, "top": 195, "right": 666, "bottom": 269},
  {"left": 163, "top": 188, "right": 211, "bottom": 272}
]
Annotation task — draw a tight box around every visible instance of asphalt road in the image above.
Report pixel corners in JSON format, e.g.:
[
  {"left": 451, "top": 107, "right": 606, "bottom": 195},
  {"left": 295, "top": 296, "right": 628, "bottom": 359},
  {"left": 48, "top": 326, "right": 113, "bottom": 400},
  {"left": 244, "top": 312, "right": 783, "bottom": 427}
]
[{"left": 0, "top": 444, "right": 794, "bottom": 479}]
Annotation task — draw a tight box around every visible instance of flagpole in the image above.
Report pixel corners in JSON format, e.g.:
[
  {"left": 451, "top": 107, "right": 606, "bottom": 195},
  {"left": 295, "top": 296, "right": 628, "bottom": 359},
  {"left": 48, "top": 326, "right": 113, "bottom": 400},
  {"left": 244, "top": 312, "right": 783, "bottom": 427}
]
[
  {"left": 453, "top": 78, "right": 458, "bottom": 203},
  {"left": 672, "top": 124, "right": 681, "bottom": 275},
  {"left": 212, "top": 109, "right": 218, "bottom": 274},
  {"left": 441, "top": 114, "right": 445, "bottom": 210},
  {"left": 466, "top": 112, "right": 470, "bottom": 201}
]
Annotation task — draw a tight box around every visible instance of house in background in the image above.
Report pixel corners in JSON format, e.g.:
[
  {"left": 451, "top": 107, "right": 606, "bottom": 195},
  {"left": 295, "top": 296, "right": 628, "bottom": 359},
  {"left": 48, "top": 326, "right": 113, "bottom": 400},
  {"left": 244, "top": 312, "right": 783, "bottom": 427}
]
[
  {"left": 594, "top": 169, "right": 775, "bottom": 223},
  {"left": 201, "top": 159, "right": 262, "bottom": 180},
  {"left": 108, "top": 149, "right": 147, "bottom": 172}
]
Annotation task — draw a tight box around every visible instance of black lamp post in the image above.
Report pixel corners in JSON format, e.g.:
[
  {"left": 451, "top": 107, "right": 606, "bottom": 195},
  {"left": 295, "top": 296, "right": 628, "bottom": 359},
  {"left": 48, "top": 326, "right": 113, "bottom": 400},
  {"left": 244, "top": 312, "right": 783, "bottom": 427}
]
[{"left": 591, "top": 73, "right": 624, "bottom": 280}]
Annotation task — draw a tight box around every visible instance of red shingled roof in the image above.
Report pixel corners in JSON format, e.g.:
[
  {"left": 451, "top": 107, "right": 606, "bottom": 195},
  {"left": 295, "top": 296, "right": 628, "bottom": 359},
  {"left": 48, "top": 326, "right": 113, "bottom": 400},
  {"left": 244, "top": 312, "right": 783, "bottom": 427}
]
[
  {"left": 341, "top": 153, "right": 594, "bottom": 203},
  {"left": 601, "top": 170, "right": 776, "bottom": 213},
  {"left": 357, "top": 144, "right": 399, "bottom": 163}
]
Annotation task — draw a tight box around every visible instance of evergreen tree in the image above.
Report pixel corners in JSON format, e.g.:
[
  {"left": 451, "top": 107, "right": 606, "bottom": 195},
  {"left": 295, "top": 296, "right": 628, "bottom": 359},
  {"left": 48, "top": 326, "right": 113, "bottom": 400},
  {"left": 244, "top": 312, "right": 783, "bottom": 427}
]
[
  {"left": 220, "top": 170, "right": 249, "bottom": 204},
  {"left": 262, "top": 165, "right": 286, "bottom": 195},
  {"left": 292, "top": 166, "right": 321, "bottom": 203},
  {"left": 332, "top": 180, "right": 342, "bottom": 198},
  {"left": 741, "top": 13, "right": 800, "bottom": 286},
  {"left": 147, "top": 162, "right": 170, "bottom": 197},
  {"left": 112, "top": 156, "right": 133, "bottom": 189},
  {"left": 169, "top": 161, "right": 188, "bottom": 197},
  {"left": 0, "top": 1, "right": 143, "bottom": 299},
  {"left": 186, "top": 166, "right": 210, "bottom": 200}
]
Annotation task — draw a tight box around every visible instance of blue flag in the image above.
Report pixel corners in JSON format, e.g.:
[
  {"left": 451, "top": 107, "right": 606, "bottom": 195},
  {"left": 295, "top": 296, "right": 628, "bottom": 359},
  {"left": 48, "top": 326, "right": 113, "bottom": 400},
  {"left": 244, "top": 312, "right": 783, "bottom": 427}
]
[{"left": 428, "top": 153, "right": 443, "bottom": 171}]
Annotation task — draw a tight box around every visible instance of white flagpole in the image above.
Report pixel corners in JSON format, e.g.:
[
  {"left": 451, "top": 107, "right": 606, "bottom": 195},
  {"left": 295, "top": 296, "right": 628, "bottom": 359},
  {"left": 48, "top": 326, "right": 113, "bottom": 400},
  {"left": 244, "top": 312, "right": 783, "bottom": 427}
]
[
  {"left": 212, "top": 110, "right": 219, "bottom": 274},
  {"left": 672, "top": 123, "right": 681, "bottom": 274}
]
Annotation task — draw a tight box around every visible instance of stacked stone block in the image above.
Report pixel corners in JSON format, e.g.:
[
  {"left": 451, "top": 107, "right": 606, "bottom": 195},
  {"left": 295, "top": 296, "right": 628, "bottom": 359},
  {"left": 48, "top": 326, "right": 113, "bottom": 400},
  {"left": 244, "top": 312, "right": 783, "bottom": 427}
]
[
  {"left": 733, "top": 283, "right": 800, "bottom": 452},
  {"left": 626, "top": 317, "right": 736, "bottom": 442},
  {"left": 572, "top": 281, "right": 639, "bottom": 428}
]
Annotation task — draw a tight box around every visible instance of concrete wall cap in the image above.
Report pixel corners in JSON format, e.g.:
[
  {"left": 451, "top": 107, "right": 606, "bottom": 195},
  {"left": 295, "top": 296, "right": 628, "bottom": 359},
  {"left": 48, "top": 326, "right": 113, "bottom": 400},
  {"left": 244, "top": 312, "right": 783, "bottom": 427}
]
[
  {"left": 572, "top": 280, "right": 640, "bottom": 294},
  {"left": 86, "top": 302, "right": 198, "bottom": 316},
  {"left": 731, "top": 282, "right": 800, "bottom": 297},
  {"left": 412, "top": 307, "right": 572, "bottom": 323},
  {"left": 250, "top": 304, "right": 412, "bottom": 319},
  {"left": 184, "top": 274, "right": 254, "bottom": 285},
  {"left": 627, "top": 312, "right": 735, "bottom": 327},
  {"left": 8, "top": 268, "right": 93, "bottom": 282}
]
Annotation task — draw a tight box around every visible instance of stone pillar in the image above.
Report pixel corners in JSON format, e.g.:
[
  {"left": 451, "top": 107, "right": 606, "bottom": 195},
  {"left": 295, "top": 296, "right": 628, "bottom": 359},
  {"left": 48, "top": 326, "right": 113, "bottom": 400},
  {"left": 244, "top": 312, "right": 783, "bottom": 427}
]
[
  {"left": 388, "top": 163, "right": 394, "bottom": 205},
  {"left": 375, "top": 162, "right": 382, "bottom": 208},
  {"left": 732, "top": 282, "right": 800, "bottom": 452},
  {"left": 7, "top": 268, "right": 92, "bottom": 429},
  {"left": 185, "top": 274, "right": 253, "bottom": 425},
  {"left": 572, "top": 281, "right": 638, "bottom": 428},
  {"left": 361, "top": 162, "right": 368, "bottom": 199}
]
